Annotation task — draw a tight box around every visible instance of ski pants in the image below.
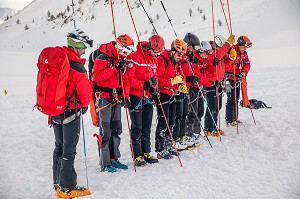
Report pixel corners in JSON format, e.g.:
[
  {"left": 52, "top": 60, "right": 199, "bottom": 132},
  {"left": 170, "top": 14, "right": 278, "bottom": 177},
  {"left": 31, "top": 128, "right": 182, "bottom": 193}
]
[
  {"left": 186, "top": 87, "right": 204, "bottom": 136},
  {"left": 173, "top": 93, "right": 189, "bottom": 140},
  {"left": 155, "top": 93, "right": 176, "bottom": 153},
  {"left": 52, "top": 115, "right": 81, "bottom": 189},
  {"left": 129, "top": 95, "right": 153, "bottom": 158},
  {"left": 97, "top": 98, "right": 122, "bottom": 167},
  {"left": 204, "top": 86, "right": 223, "bottom": 132},
  {"left": 225, "top": 80, "right": 240, "bottom": 122}
]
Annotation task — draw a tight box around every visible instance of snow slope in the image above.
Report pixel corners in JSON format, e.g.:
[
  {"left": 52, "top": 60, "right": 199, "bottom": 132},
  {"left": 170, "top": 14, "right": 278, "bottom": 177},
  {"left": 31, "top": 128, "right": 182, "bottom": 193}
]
[{"left": 0, "top": 0, "right": 300, "bottom": 199}]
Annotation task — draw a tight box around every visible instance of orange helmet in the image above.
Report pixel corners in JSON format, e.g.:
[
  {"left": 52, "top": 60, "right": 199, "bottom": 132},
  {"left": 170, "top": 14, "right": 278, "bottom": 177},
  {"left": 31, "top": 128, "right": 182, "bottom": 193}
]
[
  {"left": 116, "top": 34, "right": 134, "bottom": 53},
  {"left": 148, "top": 35, "right": 165, "bottom": 53},
  {"left": 171, "top": 38, "right": 187, "bottom": 54}
]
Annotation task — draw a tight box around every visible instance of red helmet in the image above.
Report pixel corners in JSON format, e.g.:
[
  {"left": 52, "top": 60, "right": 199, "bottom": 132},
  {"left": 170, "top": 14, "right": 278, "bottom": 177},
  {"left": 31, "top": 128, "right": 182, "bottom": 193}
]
[
  {"left": 148, "top": 35, "right": 165, "bottom": 53},
  {"left": 237, "top": 36, "right": 252, "bottom": 48}
]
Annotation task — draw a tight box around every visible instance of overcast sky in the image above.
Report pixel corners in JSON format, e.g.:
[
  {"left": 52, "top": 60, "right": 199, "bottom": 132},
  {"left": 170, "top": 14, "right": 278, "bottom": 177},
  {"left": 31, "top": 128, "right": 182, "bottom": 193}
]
[{"left": 0, "top": 0, "right": 33, "bottom": 10}]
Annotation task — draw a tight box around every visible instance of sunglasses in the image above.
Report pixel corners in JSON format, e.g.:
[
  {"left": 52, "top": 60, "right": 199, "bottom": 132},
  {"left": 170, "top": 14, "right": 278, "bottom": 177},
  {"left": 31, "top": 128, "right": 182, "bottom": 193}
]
[
  {"left": 193, "top": 45, "right": 201, "bottom": 51},
  {"left": 117, "top": 42, "right": 134, "bottom": 54},
  {"left": 245, "top": 42, "right": 252, "bottom": 48}
]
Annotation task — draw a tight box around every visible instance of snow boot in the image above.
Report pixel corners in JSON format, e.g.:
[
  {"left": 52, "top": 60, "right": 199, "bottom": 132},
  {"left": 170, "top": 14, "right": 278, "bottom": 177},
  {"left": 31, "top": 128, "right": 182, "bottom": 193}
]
[
  {"left": 143, "top": 153, "right": 159, "bottom": 164},
  {"left": 183, "top": 136, "right": 195, "bottom": 147},
  {"left": 111, "top": 159, "right": 128, "bottom": 170},
  {"left": 134, "top": 156, "right": 147, "bottom": 167},
  {"left": 101, "top": 165, "right": 117, "bottom": 173}
]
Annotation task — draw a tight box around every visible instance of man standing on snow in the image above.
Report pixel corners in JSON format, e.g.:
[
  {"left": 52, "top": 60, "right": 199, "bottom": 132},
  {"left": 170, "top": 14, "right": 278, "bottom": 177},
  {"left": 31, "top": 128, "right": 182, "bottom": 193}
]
[
  {"left": 125, "top": 35, "right": 165, "bottom": 167},
  {"left": 224, "top": 35, "right": 252, "bottom": 126},
  {"left": 155, "top": 38, "right": 188, "bottom": 159},
  {"left": 92, "top": 34, "right": 134, "bottom": 172},
  {"left": 52, "top": 29, "right": 93, "bottom": 193}
]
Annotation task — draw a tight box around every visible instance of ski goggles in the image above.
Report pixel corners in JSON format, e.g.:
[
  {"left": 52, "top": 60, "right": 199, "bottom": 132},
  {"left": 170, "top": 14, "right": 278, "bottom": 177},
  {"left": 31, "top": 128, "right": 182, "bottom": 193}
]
[
  {"left": 193, "top": 45, "right": 201, "bottom": 51},
  {"left": 196, "top": 49, "right": 213, "bottom": 55},
  {"left": 116, "top": 42, "right": 134, "bottom": 54}
]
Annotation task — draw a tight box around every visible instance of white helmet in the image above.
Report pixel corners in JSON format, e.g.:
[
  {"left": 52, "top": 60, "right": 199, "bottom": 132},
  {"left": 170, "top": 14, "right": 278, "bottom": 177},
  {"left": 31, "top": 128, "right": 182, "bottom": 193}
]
[
  {"left": 198, "top": 41, "right": 212, "bottom": 53},
  {"left": 215, "top": 34, "right": 226, "bottom": 48},
  {"left": 67, "top": 29, "right": 93, "bottom": 48}
]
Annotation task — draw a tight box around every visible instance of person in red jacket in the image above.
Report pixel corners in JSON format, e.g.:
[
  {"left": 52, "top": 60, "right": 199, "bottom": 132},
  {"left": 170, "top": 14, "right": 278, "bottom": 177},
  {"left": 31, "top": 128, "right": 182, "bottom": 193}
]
[
  {"left": 125, "top": 35, "right": 165, "bottom": 166},
  {"left": 52, "top": 29, "right": 92, "bottom": 193},
  {"left": 92, "top": 34, "right": 134, "bottom": 172},
  {"left": 203, "top": 34, "right": 235, "bottom": 137},
  {"left": 155, "top": 38, "right": 188, "bottom": 159},
  {"left": 224, "top": 35, "right": 252, "bottom": 126},
  {"left": 184, "top": 41, "right": 213, "bottom": 143}
]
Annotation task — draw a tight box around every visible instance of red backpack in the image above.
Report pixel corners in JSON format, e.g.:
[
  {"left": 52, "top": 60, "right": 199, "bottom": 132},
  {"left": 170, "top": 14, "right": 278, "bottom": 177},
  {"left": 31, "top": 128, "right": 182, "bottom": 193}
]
[{"left": 35, "top": 46, "right": 70, "bottom": 116}]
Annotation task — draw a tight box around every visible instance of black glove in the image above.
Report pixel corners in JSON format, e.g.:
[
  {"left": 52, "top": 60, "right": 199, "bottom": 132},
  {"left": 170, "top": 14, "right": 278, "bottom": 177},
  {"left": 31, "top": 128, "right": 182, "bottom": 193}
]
[
  {"left": 81, "top": 107, "right": 88, "bottom": 115},
  {"left": 149, "top": 87, "right": 160, "bottom": 101},
  {"left": 143, "top": 77, "right": 157, "bottom": 90},
  {"left": 186, "top": 76, "right": 198, "bottom": 84},
  {"left": 213, "top": 57, "right": 219, "bottom": 66},
  {"left": 212, "top": 80, "right": 220, "bottom": 88},
  {"left": 115, "top": 59, "right": 127, "bottom": 72},
  {"left": 122, "top": 98, "right": 130, "bottom": 108}
]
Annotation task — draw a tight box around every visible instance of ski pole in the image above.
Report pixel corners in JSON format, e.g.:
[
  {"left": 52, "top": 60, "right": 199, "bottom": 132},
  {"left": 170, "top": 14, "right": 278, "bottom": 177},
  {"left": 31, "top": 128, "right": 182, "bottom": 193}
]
[
  {"left": 189, "top": 103, "right": 213, "bottom": 148},
  {"left": 81, "top": 114, "right": 89, "bottom": 189},
  {"left": 71, "top": 0, "right": 77, "bottom": 30},
  {"left": 157, "top": 96, "right": 183, "bottom": 167},
  {"left": 160, "top": 1, "right": 177, "bottom": 37},
  {"left": 138, "top": 0, "right": 159, "bottom": 35}
]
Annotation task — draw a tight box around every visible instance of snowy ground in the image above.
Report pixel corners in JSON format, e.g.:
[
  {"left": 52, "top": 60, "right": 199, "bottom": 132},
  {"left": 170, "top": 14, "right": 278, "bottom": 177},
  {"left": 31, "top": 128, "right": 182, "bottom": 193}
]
[
  {"left": 0, "top": 45, "right": 300, "bottom": 199},
  {"left": 1, "top": 0, "right": 300, "bottom": 198}
]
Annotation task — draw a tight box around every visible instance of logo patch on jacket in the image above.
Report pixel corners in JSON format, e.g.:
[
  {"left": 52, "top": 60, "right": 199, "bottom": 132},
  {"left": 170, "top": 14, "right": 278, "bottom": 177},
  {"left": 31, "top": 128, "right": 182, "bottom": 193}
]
[{"left": 128, "top": 62, "right": 133, "bottom": 68}]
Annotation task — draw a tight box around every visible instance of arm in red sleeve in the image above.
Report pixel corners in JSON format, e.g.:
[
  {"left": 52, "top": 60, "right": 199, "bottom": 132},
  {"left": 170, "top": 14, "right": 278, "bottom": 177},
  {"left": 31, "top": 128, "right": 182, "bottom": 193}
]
[
  {"left": 92, "top": 59, "right": 117, "bottom": 83},
  {"left": 157, "top": 56, "right": 173, "bottom": 88}
]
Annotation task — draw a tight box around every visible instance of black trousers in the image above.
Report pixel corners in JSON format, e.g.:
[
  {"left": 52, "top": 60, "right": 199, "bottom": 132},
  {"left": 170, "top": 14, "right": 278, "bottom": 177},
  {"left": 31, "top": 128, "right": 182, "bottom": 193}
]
[
  {"left": 155, "top": 93, "right": 176, "bottom": 153},
  {"left": 225, "top": 80, "right": 240, "bottom": 122},
  {"left": 173, "top": 93, "right": 189, "bottom": 140},
  {"left": 129, "top": 95, "right": 154, "bottom": 158},
  {"left": 52, "top": 115, "right": 81, "bottom": 189},
  {"left": 204, "top": 86, "right": 223, "bottom": 132},
  {"left": 186, "top": 88, "right": 204, "bottom": 136}
]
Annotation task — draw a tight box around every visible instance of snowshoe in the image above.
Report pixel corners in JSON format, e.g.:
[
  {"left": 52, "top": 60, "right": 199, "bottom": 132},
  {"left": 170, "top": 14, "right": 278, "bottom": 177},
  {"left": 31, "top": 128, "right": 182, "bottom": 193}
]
[
  {"left": 187, "top": 143, "right": 201, "bottom": 151},
  {"left": 56, "top": 186, "right": 91, "bottom": 199},
  {"left": 134, "top": 156, "right": 147, "bottom": 167},
  {"left": 143, "top": 153, "right": 159, "bottom": 164},
  {"left": 168, "top": 147, "right": 179, "bottom": 156},
  {"left": 101, "top": 165, "right": 117, "bottom": 173},
  {"left": 183, "top": 136, "right": 195, "bottom": 147},
  {"left": 175, "top": 140, "right": 188, "bottom": 151},
  {"left": 157, "top": 150, "right": 173, "bottom": 159},
  {"left": 111, "top": 159, "right": 128, "bottom": 170}
]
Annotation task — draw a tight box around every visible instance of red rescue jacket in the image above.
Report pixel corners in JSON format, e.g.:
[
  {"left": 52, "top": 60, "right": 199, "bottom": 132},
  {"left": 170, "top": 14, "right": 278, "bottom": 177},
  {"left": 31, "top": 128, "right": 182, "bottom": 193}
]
[
  {"left": 224, "top": 44, "right": 251, "bottom": 80},
  {"left": 125, "top": 41, "right": 158, "bottom": 98},
  {"left": 157, "top": 50, "right": 185, "bottom": 96},
  {"left": 92, "top": 41, "right": 125, "bottom": 99},
  {"left": 205, "top": 42, "right": 231, "bottom": 83},
  {"left": 62, "top": 47, "right": 92, "bottom": 109}
]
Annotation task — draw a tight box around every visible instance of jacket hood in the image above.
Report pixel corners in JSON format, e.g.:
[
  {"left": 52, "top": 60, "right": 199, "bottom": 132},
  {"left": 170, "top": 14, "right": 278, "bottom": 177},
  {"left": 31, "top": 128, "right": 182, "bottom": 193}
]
[{"left": 99, "top": 41, "right": 120, "bottom": 59}]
